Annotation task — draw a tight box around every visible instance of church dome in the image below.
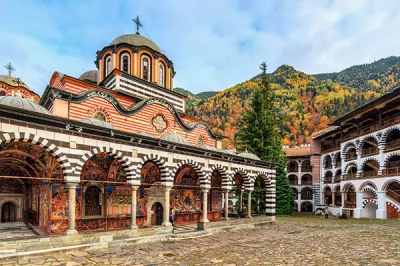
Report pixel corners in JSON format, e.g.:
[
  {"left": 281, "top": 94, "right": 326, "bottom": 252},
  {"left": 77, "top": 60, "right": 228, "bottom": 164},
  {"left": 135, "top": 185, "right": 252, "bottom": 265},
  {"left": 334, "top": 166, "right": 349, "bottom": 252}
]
[
  {"left": 0, "top": 96, "right": 51, "bottom": 115},
  {"left": 0, "top": 75, "right": 30, "bottom": 89},
  {"left": 80, "top": 118, "right": 115, "bottom": 129},
  {"left": 200, "top": 145, "right": 219, "bottom": 152},
  {"left": 136, "top": 131, "right": 157, "bottom": 138},
  {"left": 110, "top": 34, "right": 163, "bottom": 54},
  {"left": 238, "top": 152, "right": 260, "bottom": 161},
  {"left": 161, "top": 133, "right": 190, "bottom": 145},
  {"left": 79, "top": 70, "right": 98, "bottom": 83}
]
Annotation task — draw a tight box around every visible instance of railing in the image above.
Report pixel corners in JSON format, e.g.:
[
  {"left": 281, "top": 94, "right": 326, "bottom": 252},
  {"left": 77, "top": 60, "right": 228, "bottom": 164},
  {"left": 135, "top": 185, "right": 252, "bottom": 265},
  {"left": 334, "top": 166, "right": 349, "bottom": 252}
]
[
  {"left": 361, "top": 147, "right": 379, "bottom": 157},
  {"left": 321, "top": 146, "right": 340, "bottom": 153},
  {"left": 361, "top": 170, "right": 378, "bottom": 178},
  {"left": 325, "top": 164, "right": 333, "bottom": 170},
  {"left": 342, "top": 132, "right": 358, "bottom": 141},
  {"left": 287, "top": 167, "right": 298, "bottom": 172},
  {"left": 387, "top": 189, "right": 400, "bottom": 203},
  {"left": 383, "top": 167, "right": 400, "bottom": 177},
  {"left": 301, "top": 195, "right": 313, "bottom": 200},
  {"left": 334, "top": 178, "right": 340, "bottom": 183},
  {"left": 301, "top": 180, "right": 312, "bottom": 185},
  {"left": 289, "top": 180, "right": 297, "bottom": 185},
  {"left": 345, "top": 153, "right": 357, "bottom": 162},
  {"left": 343, "top": 173, "right": 357, "bottom": 180},
  {"left": 385, "top": 139, "right": 400, "bottom": 151},
  {"left": 301, "top": 167, "right": 312, "bottom": 172},
  {"left": 344, "top": 201, "right": 356, "bottom": 208},
  {"left": 323, "top": 178, "right": 332, "bottom": 184}
]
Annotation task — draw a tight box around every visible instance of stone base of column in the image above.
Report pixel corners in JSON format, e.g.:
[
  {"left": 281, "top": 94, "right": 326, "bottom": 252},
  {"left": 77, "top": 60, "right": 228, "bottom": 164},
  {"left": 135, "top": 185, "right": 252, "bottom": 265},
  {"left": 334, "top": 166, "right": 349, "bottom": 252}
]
[
  {"left": 130, "top": 225, "right": 139, "bottom": 230},
  {"left": 353, "top": 208, "right": 362, "bottom": 218},
  {"left": 376, "top": 209, "right": 387, "bottom": 219},
  {"left": 65, "top": 229, "right": 78, "bottom": 236},
  {"left": 223, "top": 217, "right": 230, "bottom": 220},
  {"left": 158, "top": 224, "right": 173, "bottom": 234},
  {"left": 162, "top": 221, "right": 172, "bottom": 227},
  {"left": 197, "top": 221, "right": 209, "bottom": 230},
  {"left": 200, "top": 218, "right": 210, "bottom": 223}
]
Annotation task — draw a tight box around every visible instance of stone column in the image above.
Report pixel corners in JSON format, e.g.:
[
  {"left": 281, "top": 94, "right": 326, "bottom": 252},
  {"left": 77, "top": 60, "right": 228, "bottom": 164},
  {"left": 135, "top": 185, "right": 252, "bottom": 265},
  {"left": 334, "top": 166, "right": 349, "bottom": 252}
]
[
  {"left": 341, "top": 192, "right": 345, "bottom": 208},
  {"left": 354, "top": 191, "right": 363, "bottom": 218},
  {"left": 297, "top": 192, "right": 301, "bottom": 212},
  {"left": 246, "top": 191, "right": 252, "bottom": 218},
  {"left": 66, "top": 182, "right": 78, "bottom": 235},
  {"left": 356, "top": 150, "right": 362, "bottom": 177},
  {"left": 331, "top": 192, "right": 335, "bottom": 206},
  {"left": 297, "top": 161, "right": 302, "bottom": 186},
  {"left": 376, "top": 191, "right": 387, "bottom": 219},
  {"left": 378, "top": 146, "right": 385, "bottom": 175},
  {"left": 224, "top": 190, "right": 230, "bottom": 220},
  {"left": 201, "top": 189, "right": 210, "bottom": 222},
  {"left": 131, "top": 185, "right": 139, "bottom": 229},
  {"left": 239, "top": 190, "right": 243, "bottom": 211},
  {"left": 162, "top": 186, "right": 172, "bottom": 226}
]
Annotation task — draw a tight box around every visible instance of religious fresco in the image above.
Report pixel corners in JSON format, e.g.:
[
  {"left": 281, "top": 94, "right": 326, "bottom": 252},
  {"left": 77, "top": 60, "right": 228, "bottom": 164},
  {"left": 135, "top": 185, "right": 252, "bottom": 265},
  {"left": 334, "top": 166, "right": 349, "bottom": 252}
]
[
  {"left": 233, "top": 173, "right": 244, "bottom": 190},
  {"left": 106, "top": 186, "right": 131, "bottom": 217},
  {"left": 0, "top": 178, "right": 23, "bottom": 193},
  {"left": 210, "top": 171, "right": 222, "bottom": 211},
  {"left": 39, "top": 183, "right": 51, "bottom": 233},
  {"left": 50, "top": 185, "right": 82, "bottom": 220},
  {"left": 140, "top": 161, "right": 161, "bottom": 184},
  {"left": 0, "top": 142, "right": 64, "bottom": 180},
  {"left": 51, "top": 220, "right": 68, "bottom": 234},
  {"left": 76, "top": 218, "right": 106, "bottom": 231},
  {"left": 32, "top": 183, "right": 40, "bottom": 212},
  {"left": 137, "top": 186, "right": 148, "bottom": 220},
  {"left": 81, "top": 152, "right": 126, "bottom": 182}
]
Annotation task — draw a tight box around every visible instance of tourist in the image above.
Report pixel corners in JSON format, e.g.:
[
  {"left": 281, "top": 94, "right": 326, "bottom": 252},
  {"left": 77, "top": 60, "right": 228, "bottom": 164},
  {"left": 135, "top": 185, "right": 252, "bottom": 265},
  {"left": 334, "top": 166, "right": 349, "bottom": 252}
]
[{"left": 169, "top": 208, "right": 175, "bottom": 226}]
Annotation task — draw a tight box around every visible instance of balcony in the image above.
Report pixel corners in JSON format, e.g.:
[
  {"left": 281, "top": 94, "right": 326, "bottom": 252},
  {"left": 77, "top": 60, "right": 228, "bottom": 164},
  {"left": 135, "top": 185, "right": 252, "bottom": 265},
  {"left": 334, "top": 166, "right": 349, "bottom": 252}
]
[
  {"left": 287, "top": 167, "right": 298, "bottom": 173},
  {"left": 301, "top": 195, "right": 313, "bottom": 200},
  {"left": 361, "top": 147, "right": 379, "bottom": 157},
  {"left": 361, "top": 170, "right": 378, "bottom": 178},
  {"left": 385, "top": 139, "right": 400, "bottom": 152},
  {"left": 333, "top": 178, "right": 340, "bottom": 183},
  {"left": 345, "top": 153, "right": 357, "bottom": 162},
  {"left": 301, "top": 167, "right": 312, "bottom": 172},
  {"left": 289, "top": 180, "right": 297, "bottom": 185},
  {"left": 382, "top": 167, "right": 400, "bottom": 177},
  {"left": 343, "top": 173, "right": 357, "bottom": 180},
  {"left": 302, "top": 180, "right": 312, "bottom": 185},
  {"left": 325, "top": 164, "right": 333, "bottom": 170},
  {"left": 344, "top": 201, "right": 356, "bottom": 208},
  {"left": 323, "top": 178, "right": 332, "bottom": 184}
]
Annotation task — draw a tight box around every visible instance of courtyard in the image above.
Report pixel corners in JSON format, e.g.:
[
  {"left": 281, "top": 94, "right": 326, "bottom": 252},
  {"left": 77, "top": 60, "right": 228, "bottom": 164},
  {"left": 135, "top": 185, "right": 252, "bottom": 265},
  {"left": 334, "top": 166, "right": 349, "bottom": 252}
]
[{"left": 1, "top": 214, "right": 399, "bottom": 265}]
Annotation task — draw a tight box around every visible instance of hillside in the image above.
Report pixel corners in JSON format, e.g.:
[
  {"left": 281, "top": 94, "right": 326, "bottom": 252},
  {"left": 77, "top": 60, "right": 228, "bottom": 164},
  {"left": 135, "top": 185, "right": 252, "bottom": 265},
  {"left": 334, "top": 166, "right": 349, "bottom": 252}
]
[
  {"left": 174, "top": 88, "right": 218, "bottom": 110},
  {"left": 177, "top": 56, "right": 400, "bottom": 149}
]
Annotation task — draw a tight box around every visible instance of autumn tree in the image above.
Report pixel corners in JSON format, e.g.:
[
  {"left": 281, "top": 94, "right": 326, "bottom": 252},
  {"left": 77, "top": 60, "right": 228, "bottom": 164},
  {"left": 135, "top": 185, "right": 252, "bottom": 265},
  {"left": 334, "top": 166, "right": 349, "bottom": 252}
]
[{"left": 237, "top": 62, "right": 293, "bottom": 215}]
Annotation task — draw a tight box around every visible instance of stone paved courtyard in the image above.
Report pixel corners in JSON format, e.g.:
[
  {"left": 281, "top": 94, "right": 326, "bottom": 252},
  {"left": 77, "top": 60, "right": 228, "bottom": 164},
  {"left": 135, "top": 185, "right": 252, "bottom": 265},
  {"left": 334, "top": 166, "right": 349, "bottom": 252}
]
[{"left": 2, "top": 214, "right": 400, "bottom": 265}]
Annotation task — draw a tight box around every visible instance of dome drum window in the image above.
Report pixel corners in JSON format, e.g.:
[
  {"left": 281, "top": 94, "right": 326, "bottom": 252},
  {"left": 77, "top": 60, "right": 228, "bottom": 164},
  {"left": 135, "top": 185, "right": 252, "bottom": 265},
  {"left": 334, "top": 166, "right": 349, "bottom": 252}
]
[
  {"left": 120, "top": 52, "right": 131, "bottom": 73},
  {"left": 104, "top": 56, "right": 112, "bottom": 78},
  {"left": 141, "top": 54, "right": 151, "bottom": 82},
  {"left": 159, "top": 63, "right": 165, "bottom": 87}
]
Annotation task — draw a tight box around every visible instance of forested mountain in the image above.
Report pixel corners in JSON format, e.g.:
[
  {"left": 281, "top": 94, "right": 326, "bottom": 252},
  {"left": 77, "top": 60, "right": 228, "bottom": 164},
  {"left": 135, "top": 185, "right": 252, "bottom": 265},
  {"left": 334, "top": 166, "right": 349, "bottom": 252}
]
[{"left": 175, "top": 56, "right": 400, "bottom": 148}]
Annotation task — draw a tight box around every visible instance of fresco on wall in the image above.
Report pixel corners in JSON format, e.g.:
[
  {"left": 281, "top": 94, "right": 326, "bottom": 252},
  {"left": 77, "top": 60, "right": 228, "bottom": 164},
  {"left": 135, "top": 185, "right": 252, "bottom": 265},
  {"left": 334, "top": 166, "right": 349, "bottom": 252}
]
[
  {"left": 171, "top": 189, "right": 201, "bottom": 213},
  {"left": 32, "top": 183, "right": 40, "bottom": 212},
  {"left": 0, "top": 178, "right": 23, "bottom": 193},
  {"left": 141, "top": 161, "right": 161, "bottom": 184},
  {"left": 51, "top": 185, "right": 82, "bottom": 220},
  {"left": 51, "top": 220, "right": 68, "bottom": 234},
  {"left": 81, "top": 153, "right": 126, "bottom": 182},
  {"left": 0, "top": 142, "right": 64, "bottom": 179},
  {"left": 233, "top": 173, "right": 244, "bottom": 190},
  {"left": 210, "top": 171, "right": 222, "bottom": 211},
  {"left": 39, "top": 183, "right": 51, "bottom": 233},
  {"left": 106, "top": 186, "right": 131, "bottom": 217}
]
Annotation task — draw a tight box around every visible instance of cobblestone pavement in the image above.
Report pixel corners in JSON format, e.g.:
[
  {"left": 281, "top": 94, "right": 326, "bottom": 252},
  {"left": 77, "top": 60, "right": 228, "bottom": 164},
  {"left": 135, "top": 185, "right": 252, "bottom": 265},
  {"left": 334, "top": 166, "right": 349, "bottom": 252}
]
[{"left": 2, "top": 214, "right": 400, "bottom": 265}]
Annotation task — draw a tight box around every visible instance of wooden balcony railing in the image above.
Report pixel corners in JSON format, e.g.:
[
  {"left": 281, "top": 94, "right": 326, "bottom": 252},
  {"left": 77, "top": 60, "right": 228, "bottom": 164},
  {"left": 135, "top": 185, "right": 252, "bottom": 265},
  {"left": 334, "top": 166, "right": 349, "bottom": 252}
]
[
  {"left": 345, "top": 154, "right": 357, "bottom": 162},
  {"left": 343, "top": 173, "right": 357, "bottom": 180},
  {"left": 344, "top": 201, "right": 356, "bottom": 208},
  {"left": 301, "top": 195, "right": 313, "bottom": 200},
  {"left": 361, "top": 147, "right": 379, "bottom": 157},
  {"left": 323, "top": 178, "right": 332, "bottom": 184},
  {"left": 289, "top": 181, "right": 297, "bottom": 185},
  {"left": 287, "top": 168, "right": 298, "bottom": 172},
  {"left": 325, "top": 164, "right": 332, "bottom": 170},
  {"left": 385, "top": 139, "right": 400, "bottom": 151},
  {"left": 333, "top": 178, "right": 340, "bottom": 183},
  {"left": 387, "top": 189, "right": 400, "bottom": 203},
  {"left": 382, "top": 167, "right": 400, "bottom": 177},
  {"left": 301, "top": 167, "right": 312, "bottom": 172},
  {"left": 361, "top": 170, "right": 378, "bottom": 178},
  {"left": 301, "top": 181, "right": 312, "bottom": 185}
]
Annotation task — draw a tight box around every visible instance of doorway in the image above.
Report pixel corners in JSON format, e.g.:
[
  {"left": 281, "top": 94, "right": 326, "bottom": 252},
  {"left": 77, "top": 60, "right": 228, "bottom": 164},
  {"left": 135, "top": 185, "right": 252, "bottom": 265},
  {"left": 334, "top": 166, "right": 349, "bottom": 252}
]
[
  {"left": 151, "top": 202, "right": 163, "bottom": 226},
  {"left": 1, "top": 202, "right": 16, "bottom": 222}
]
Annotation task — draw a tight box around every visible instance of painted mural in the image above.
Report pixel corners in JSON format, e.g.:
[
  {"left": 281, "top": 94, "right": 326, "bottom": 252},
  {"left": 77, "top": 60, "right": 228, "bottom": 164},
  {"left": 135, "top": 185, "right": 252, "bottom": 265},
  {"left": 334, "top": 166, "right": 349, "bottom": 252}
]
[
  {"left": 39, "top": 183, "right": 51, "bottom": 233},
  {"left": 81, "top": 152, "right": 125, "bottom": 182},
  {"left": 233, "top": 173, "right": 244, "bottom": 190},
  {"left": 106, "top": 186, "right": 131, "bottom": 217},
  {"left": 0, "top": 142, "right": 64, "bottom": 180},
  {"left": 210, "top": 171, "right": 222, "bottom": 211},
  {"left": 141, "top": 161, "right": 161, "bottom": 184},
  {"left": 51, "top": 185, "right": 82, "bottom": 220},
  {"left": 172, "top": 166, "right": 201, "bottom": 216},
  {"left": 0, "top": 178, "right": 23, "bottom": 193}
]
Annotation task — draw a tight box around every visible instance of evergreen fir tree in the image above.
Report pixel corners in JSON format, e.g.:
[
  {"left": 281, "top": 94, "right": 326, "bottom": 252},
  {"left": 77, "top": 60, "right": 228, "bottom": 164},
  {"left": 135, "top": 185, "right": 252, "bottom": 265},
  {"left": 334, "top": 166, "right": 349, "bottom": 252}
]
[{"left": 237, "top": 62, "right": 293, "bottom": 215}]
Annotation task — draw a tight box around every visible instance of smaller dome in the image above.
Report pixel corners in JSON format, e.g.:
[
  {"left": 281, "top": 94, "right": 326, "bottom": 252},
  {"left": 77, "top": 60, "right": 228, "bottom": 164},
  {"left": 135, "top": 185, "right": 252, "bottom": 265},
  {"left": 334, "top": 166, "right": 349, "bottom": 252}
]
[
  {"left": 80, "top": 118, "right": 115, "bottom": 129},
  {"left": 0, "top": 96, "right": 51, "bottom": 115},
  {"left": 79, "top": 70, "right": 98, "bottom": 83},
  {"left": 161, "top": 133, "right": 190, "bottom": 145},
  {"left": 238, "top": 152, "right": 260, "bottom": 161},
  {"left": 0, "top": 75, "right": 30, "bottom": 89},
  {"left": 221, "top": 149, "right": 237, "bottom": 155},
  {"left": 200, "top": 145, "right": 218, "bottom": 152},
  {"left": 136, "top": 131, "right": 157, "bottom": 138}
]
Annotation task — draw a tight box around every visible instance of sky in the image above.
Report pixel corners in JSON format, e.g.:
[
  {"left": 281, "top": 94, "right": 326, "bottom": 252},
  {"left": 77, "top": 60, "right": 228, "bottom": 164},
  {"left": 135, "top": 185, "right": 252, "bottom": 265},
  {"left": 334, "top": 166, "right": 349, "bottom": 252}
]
[{"left": 0, "top": 0, "right": 399, "bottom": 94}]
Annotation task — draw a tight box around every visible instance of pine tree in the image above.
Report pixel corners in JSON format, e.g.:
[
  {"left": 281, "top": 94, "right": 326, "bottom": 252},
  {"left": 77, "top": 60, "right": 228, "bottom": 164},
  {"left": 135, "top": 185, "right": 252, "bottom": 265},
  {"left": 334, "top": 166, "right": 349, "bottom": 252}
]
[{"left": 237, "top": 62, "right": 293, "bottom": 215}]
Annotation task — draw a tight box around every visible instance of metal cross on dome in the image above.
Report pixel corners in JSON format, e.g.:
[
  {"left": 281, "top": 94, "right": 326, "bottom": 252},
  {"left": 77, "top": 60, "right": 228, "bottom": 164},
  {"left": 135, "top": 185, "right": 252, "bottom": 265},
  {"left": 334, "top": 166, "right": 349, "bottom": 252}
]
[
  {"left": 4, "top": 62, "right": 15, "bottom": 76},
  {"left": 132, "top": 16, "right": 143, "bottom": 34}
]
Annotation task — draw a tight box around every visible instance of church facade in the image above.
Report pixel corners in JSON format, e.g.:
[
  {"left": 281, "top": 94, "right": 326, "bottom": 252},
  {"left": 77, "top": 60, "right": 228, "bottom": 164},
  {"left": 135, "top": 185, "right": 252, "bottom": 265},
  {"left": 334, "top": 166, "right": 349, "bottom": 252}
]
[{"left": 0, "top": 31, "right": 275, "bottom": 235}]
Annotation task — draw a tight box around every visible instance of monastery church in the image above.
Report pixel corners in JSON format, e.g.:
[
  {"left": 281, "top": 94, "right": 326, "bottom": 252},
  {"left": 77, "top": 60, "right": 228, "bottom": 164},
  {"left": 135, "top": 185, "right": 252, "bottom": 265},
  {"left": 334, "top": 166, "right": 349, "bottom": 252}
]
[{"left": 0, "top": 22, "right": 275, "bottom": 235}]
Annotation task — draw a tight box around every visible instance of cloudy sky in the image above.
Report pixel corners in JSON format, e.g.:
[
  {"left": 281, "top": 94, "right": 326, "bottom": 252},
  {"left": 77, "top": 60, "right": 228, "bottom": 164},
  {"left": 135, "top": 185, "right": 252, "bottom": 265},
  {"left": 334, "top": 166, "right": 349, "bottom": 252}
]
[{"left": 0, "top": 0, "right": 399, "bottom": 94}]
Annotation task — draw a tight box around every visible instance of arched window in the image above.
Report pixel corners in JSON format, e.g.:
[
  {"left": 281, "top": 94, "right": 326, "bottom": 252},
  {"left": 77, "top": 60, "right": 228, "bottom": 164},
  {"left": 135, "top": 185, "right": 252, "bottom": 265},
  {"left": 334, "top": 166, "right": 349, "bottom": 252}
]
[
  {"left": 93, "top": 111, "right": 107, "bottom": 122},
  {"left": 85, "top": 186, "right": 102, "bottom": 216},
  {"left": 141, "top": 55, "right": 151, "bottom": 81},
  {"left": 159, "top": 63, "right": 165, "bottom": 87},
  {"left": 104, "top": 56, "right": 112, "bottom": 77},
  {"left": 120, "top": 52, "right": 130, "bottom": 73}
]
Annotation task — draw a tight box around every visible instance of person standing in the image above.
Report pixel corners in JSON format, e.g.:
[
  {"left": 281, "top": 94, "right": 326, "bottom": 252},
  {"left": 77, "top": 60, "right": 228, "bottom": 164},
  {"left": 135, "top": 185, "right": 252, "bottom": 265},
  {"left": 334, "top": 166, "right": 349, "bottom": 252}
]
[{"left": 169, "top": 208, "right": 175, "bottom": 226}]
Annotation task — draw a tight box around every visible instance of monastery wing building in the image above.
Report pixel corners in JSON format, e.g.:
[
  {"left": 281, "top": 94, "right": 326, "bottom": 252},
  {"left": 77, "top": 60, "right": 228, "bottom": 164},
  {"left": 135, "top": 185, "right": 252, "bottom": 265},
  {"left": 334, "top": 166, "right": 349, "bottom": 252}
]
[
  {"left": 293, "top": 87, "right": 400, "bottom": 219},
  {"left": 0, "top": 31, "right": 275, "bottom": 235}
]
